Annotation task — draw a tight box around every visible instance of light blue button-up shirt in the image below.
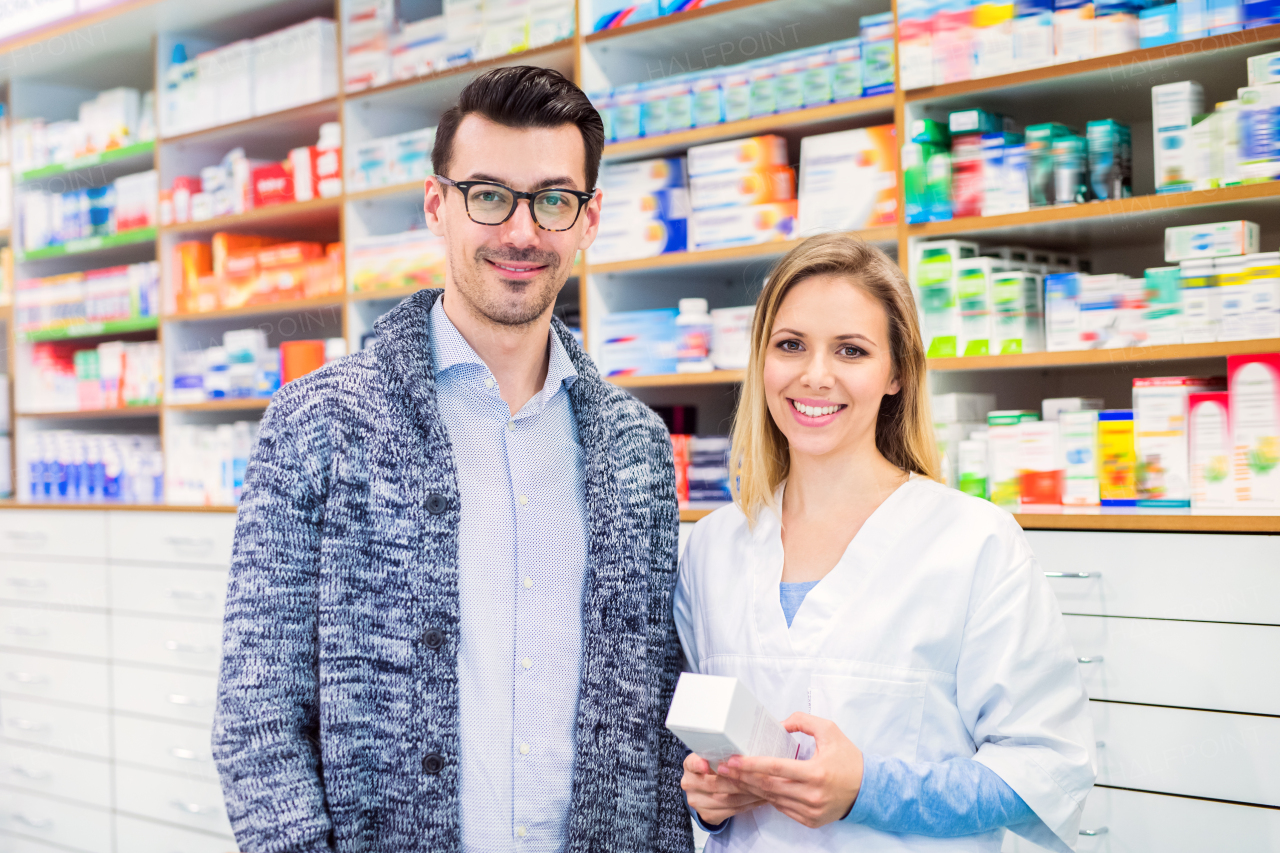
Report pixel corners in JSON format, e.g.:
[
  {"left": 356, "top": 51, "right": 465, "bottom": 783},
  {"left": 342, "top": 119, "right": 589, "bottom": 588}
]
[{"left": 429, "top": 298, "right": 589, "bottom": 852}]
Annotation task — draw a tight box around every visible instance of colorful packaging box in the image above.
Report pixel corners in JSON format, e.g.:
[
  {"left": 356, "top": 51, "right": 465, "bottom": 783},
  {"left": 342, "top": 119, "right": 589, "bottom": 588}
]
[
  {"left": 1179, "top": 258, "right": 1220, "bottom": 343},
  {"left": 859, "top": 13, "right": 896, "bottom": 96},
  {"left": 958, "top": 436, "right": 990, "bottom": 498},
  {"left": 1044, "top": 271, "right": 1083, "bottom": 351},
  {"left": 988, "top": 410, "right": 1040, "bottom": 508},
  {"left": 1139, "top": 3, "right": 1179, "bottom": 46},
  {"left": 687, "top": 135, "right": 788, "bottom": 177},
  {"left": 688, "top": 201, "right": 797, "bottom": 251},
  {"left": 1026, "top": 122, "right": 1072, "bottom": 206},
  {"left": 992, "top": 270, "right": 1045, "bottom": 353},
  {"left": 1133, "top": 376, "right": 1227, "bottom": 508},
  {"left": 1152, "top": 81, "right": 1204, "bottom": 194},
  {"left": 1143, "top": 265, "right": 1184, "bottom": 345},
  {"left": 600, "top": 157, "right": 687, "bottom": 194},
  {"left": 1061, "top": 409, "right": 1101, "bottom": 506},
  {"left": 1228, "top": 353, "right": 1280, "bottom": 508},
  {"left": 1244, "top": 252, "right": 1280, "bottom": 339},
  {"left": 912, "top": 240, "right": 980, "bottom": 358},
  {"left": 796, "top": 126, "right": 898, "bottom": 234},
  {"left": 1098, "top": 409, "right": 1138, "bottom": 506},
  {"left": 1165, "top": 220, "right": 1260, "bottom": 261},
  {"left": 1188, "top": 390, "right": 1235, "bottom": 510},
  {"left": 598, "top": 308, "right": 678, "bottom": 377},
  {"left": 936, "top": 421, "right": 989, "bottom": 487},
  {"left": 592, "top": 189, "right": 690, "bottom": 262},
  {"left": 957, "top": 257, "right": 1001, "bottom": 356},
  {"left": 1019, "top": 419, "right": 1064, "bottom": 507},
  {"left": 689, "top": 166, "right": 795, "bottom": 210}
]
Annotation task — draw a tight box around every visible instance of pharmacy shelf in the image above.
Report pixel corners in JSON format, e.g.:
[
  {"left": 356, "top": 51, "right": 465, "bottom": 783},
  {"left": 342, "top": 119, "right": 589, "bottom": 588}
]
[
  {"left": 158, "top": 196, "right": 342, "bottom": 235},
  {"left": 1013, "top": 512, "right": 1280, "bottom": 533},
  {"left": 589, "top": 227, "right": 896, "bottom": 274},
  {"left": 160, "top": 98, "right": 340, "bottom": 149},
  {"left": 164, "top": 293, "right": 345, "bottom": 322},
  {"left": 15, "top": 406, "right": 162, "bottom": 420},
  {"left": 602, "top": 95, "right": 896, "bottom": 161},
  {"left": 681, "top": 507, "right": 729, "bottom": 521},
  {"left": 19, "top": 317, "right": 159, "bottom": 343},
  {"left": 928, "top": 338, "right": 1280, "bottom": 372},
  {"left": 345, "top": 181, "right": 425, "bottom": 203},
  {"left": 904, "top": 23, "right": 1280, "bottom": 105},
  {"left": 166, "top": 398, "right": 272, "bottom": 412},
  {"left": 585, "top": 0, "right": 815, "bottom": 45},
  {"left": 17, "top": 141, "right": 156, "bottom": 184},
  {"left": 610, "top": 370, "right": 746, "bottom": 388},
  {"left": 345, "top": 39, "right": 578, "bottom": 102},
  {"left": 0, "top": 501, "right": 237, "bottom": 513},
  {"left": 349, "top": 284, "right": 432, "bottom": 303},
  {"left": 16, "top": 228, "right": 157, "bottom": 262}
]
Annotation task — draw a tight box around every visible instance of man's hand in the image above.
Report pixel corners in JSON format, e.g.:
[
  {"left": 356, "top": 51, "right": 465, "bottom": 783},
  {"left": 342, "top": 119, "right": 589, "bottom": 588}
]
[
  {"left": 714, "top": 712, "right": 864, "bottom": 829},
  {"left": 681, "top": 752, "right": 767, "bottom": 827}
]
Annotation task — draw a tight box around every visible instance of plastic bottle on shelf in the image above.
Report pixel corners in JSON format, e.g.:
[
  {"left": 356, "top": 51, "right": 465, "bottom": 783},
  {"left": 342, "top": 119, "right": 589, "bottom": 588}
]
[{"left": 676, "top": 297, "right": 714, "bottom": 373}]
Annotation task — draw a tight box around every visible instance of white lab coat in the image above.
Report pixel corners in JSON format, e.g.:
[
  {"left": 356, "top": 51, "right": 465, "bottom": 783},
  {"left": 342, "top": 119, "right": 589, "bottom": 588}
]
[{"left": 674, "top": 475, "right": 1096, "bottom": 853}]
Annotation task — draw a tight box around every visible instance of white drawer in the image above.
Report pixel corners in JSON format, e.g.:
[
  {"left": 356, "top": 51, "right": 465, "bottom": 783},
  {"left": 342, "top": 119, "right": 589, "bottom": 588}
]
[
  {"left": 0, "top": 607, "right": 108, "bottom": 660},
  {"left": 1029, "top": 531, "right": 1280, "bottom": 624},
  {"left": 0, "top": 832, "right": 95, "bottom": 853},
  {"left": 0, "top": 742, "right": 111, "bottom": 808},
  {"left": 1003, "top": 785, "right": 1280, "bottom": 852},
  {"left": 0, "top": 698, "right": 110, "bottom": 758},
  {"left": 109, "top": 564, "right": 227, "bottom": 619},
  {"left": 0, "top": 562, "right": 107, "bottom": 610},
  {"left": 0, "top": 512, "right": 106, "bottom": 561},
  {"left": 116, "top": 813, "right": 236, "bottom": 853},
  {"left": 111, "top": 615, "right": 222, "bottom": 673},
  {"left": 112, "top": 664, "right": 217, "bottom": 725},
  {"left": 0, "top": 652, "right": 108, "bottom": 709},
  {"left": 115, "top": 765, "right": 233, "bottom": 838},
  {"left": 108, "top": 512, "right": 236, "bottom": 566},
  {"left": 1064, "top": 615, "right": 1280, "bottom": 715},
  {"left": 1093, "top": 701, "right": 1280, "bottom": 807},
  {"left": 115, "top": 715, "right": 218, "bottom": 780},
  {"left": 0, "top": 789, "right": 110, "bottom": 853}
]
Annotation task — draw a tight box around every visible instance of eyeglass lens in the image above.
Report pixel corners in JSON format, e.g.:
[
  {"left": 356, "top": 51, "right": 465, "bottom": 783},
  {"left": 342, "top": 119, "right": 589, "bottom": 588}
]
[{"left": 465, "top": 184, "right": 581, "bottom": 230}]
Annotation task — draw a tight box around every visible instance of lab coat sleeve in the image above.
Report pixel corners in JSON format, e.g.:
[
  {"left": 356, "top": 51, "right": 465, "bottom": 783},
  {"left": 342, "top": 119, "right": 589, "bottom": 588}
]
[{"left": 955, "top": 518, "right": 1097, "bottom": 853}]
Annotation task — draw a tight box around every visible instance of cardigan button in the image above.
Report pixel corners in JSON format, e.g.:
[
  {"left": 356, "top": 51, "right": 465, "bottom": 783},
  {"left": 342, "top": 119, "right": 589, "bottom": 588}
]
[
  {"left": 422, "top": 752, "right": 444, "bottom": 775},
  {"left": 425, "top": 494, "right": 448, "bottom": 514},
  {"left": 422, "top": 628, "right": 445, "bottom": 650}
]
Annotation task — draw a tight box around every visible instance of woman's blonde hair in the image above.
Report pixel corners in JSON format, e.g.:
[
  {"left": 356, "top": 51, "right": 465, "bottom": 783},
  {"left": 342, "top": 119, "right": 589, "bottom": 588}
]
[{"left": 730, "top": 233, "right": 940, "bottom": 523}]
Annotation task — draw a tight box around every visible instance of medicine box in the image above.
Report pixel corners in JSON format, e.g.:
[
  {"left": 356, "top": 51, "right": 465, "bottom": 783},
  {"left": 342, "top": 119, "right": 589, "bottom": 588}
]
[
  {"left": 992, "top": 270, "right": 1045, "bottom": 353},
  {"left": 1188, "top": 391, "right": 1235, "bottom": 509},
  {"left": 689, "top": 166, "right": 795, "bottom": 210},
  {"left": 912, "top": 240, "right": 980, "bottom": 358},
  {"left": 1042, "top": 397, "right": 1104, "bottom": 421},
  {"left": 1152, "top": 81, "right": 1204, "bottom": 194},
  {"left": 1133, "top": 376, "right": 1226, "bottom": 508},
  {"left": 1228, "top": 353, "right": 1280, "bottom": 508},
  {"left": 1247, "top": 50, "right": 1280, "bottom": 85},
  {"left": 711, "top": 306, "right": 755, "bottom": 370},
  {"left": 1165, "top": 220, "right": 1260, "bottom": 261},
  {"left": 600, "top": 157, "right": 687, "bottom": 195},
  {"left": 1044, "top": 272, "right": 1083, "bottom": 351},
  {"left": 796, "top": 125, "right": 898, "bottom": 235},
  {"left": 688, "top": 201, "right": 797, "bottom": 251},
  {"left": 592, "top": 188, "right": 690, "bottom": 263},
  {"left": 1018, "top": 420, "right": 1064, "bottom": 508},
  {"left": 957, "top": 437, "right": 989, "bottom": 499},
  {"left": 957, "top": 258, "right": 1002, "bottom": 356},
  {"left": 598, "top": 308, "right": 679, "bottom": 377},
  {"left": 934, "top": 392, "right": 997, "bottom": 423},
  {"left": 1143, "top": 266, "right": 1183, "bottom": 345},
  {"left": 1061, "top": 410, "right": 1101, "bottom": 506},
  {"left": 665, "top": 673, "right": 805, "bottom": 770},
  {"left": 1098, "top": 409, "right": 1137, "bottom": 506},
  {"left": 987, "top": 410, "right": 1039, "bottom": 509},
  {"left": 687, "top": 135, "right": 789, "bottom": 177}
]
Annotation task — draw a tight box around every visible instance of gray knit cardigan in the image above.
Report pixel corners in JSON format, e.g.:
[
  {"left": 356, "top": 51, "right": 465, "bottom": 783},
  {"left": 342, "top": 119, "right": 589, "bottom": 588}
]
[{"left": 213, "top": 288, "right": 693, "bottom": 853}]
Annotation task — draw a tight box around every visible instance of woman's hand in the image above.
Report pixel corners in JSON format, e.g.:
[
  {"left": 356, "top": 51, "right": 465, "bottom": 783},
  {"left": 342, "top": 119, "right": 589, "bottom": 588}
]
[
  {"left": 681, "top": 752, "right": 768, "bottom": 827},
  {"left": 714, "top": 712, "right": 864, "bottom": 829}
]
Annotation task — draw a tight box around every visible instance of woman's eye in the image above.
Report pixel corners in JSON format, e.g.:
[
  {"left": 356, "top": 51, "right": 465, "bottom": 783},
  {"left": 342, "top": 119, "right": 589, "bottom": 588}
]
[
  {"left": 777, "top": 340, "right": 802, "bottom": 352},
  {"left": 840, "top": 346, "right": 865, "bottom": 358}
]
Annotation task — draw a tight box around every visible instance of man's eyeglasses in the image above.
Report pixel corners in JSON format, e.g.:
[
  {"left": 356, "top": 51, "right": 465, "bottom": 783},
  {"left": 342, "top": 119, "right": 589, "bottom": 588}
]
[{"left": 435, "top": 176, "right": 595, "bottom": 232}]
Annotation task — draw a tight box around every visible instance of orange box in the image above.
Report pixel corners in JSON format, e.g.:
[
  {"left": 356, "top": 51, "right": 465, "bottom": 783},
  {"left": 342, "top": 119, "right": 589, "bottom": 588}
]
[
  {"left": 213, "top": 233, "right": 280, "bottom": 277},
  {"left": 303, "top": 258, "right": 342, "bottom": 299},
  {"left": 173, "top": 242, "right": 213, "bottom": 314},
  {"left": 258, "top": 242, "right": 324, "bottom": 270},
  {"left": 281, "top": 340, "right": 326, "bottom": 383}
]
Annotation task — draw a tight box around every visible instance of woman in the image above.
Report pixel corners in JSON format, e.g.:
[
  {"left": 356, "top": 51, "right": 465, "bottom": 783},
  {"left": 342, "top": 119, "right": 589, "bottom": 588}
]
[{"left": 674, "top": 234, "right": 1095, "bottom": 852}]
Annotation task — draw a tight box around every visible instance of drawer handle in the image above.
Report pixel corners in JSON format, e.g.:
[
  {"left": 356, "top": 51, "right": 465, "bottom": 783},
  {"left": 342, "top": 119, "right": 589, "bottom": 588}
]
[
  {"left": 8, "top": 764, "right": 52, "bottom": 781},
  {"left": 170, "top": 747, "right": 205, "bottom": 761},
  {"left": 167, "top": 589, "right": 215, "bottom": 602},
  {"left": 6, "top": 671, "right": 48, "bottom": 684},
  {"left": 11, "top": 811, "right": 53, "bottom": 829},
  {"left": 163, "top": 536, "right": 215, "bottom": 551},
  {"left": 6, "top": 626, "right": 49, "bottom": 638},
  {"left": 170, "top": 799, "right": 219, "bottom": 816},
  {"left": 1077, "top": 656, "right": 1105, "bottom": 664},
  {"left": 3, "top": 531, "right": 48, "bottom": 544},
  {"left": 4, "top": 577, "right": 47, "bottom": 589},
  {"left": 1044, "top": 571, "right": 1099, "bottom": 579},
  {"left": 7, "top": 717, "right": 49, "bottom": 732},
  {"left": 167, "top": 693, "right": 208, "bottom": 707},
  {"left": 1080, "top": 827, "right": 1109, "bottom": 837},
  {"left": 165, "top": 640, "right": 216, "bottom": 654}
]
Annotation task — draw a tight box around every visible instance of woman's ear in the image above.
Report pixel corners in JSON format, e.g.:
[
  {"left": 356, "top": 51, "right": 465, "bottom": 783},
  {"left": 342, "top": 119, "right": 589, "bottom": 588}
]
[{"left": 886, "top": 376, "right": 901, "bottom": 396}]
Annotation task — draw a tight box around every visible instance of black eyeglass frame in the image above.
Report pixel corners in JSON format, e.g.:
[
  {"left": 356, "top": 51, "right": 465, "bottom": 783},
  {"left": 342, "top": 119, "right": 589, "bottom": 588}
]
[{"left": 435, "top": 175, "right": 597, "bottom": 232}]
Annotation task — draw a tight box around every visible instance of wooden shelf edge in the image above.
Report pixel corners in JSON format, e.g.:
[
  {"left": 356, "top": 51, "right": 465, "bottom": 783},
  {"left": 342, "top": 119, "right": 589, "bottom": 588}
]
[
  {"left": 586, "top": 0, "right": 784, "bottom": 43},
  {"left": 610, "top": 369, "right": 746, "bottom": 387},
  {"left": 1014, "top": 512, "right": 1280, "bottom": 532},
  {"left": 681, "top": 508, "right": 721, "bottom": 521},
  {"left": 344, "top": 181, "right": 425, "bottom": 203},
  {"left": 0, "top": 0, "right": 162, "bottom": 55},
  {"left": 907, "top": 182, "right": 1280, "bottom": 239},
  {"left": 344, "top": 40, "right": 577, "bottom": 101},
  {"left": 166, "top": 398, "right": 272, "bottom": 412},
  {"left": 16, "top": 140, "right": 156, "bottom": 184},
  {"left": 589, "top": 227, "right": 897, "bottom": 274},
  {"left": 929, "top": 338, "right": 1280, "bottom": 371},
  {"left": 164, "top": 294, "right": 345, "bottom": 321},
  {"left": 0, "top": 501, "right": 238, "bottom": 513},
  {"left": 905, "top": 23, "right": 1280, "bottom": 103},
  {"left": 158, "top": 197, "right": 342, "bottom": 234},
  {"left": 602, "top": 96, "right": 896, "bottom": 160},
  {"left": 16, "top": 406, "right": 161, "bottom": 419},
  {"left": 158, "top": 99, "right": 340, "bottom": 146}
]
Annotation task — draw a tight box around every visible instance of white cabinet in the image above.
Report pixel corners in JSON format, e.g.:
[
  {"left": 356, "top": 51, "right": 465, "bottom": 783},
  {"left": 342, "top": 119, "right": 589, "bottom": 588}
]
[
  {"left": 111, "top": 614, "right": 222, "bottom": 672},
  {"left": 0, "top": 606, "right": 109, "bottom": 659},
  {"left": 0, "top": 789, "right": 111, "bottom": 853},
  {"left": 114, "top": 716, "right": 220, "bottom": 780},
  {"left": 0, "top": 561, "right": 108, "bottom": 610},
  {"left": 0, "top": 651, "right": 109, "bottom": 708},
  {"left": 0, "top": 742, "right": 112, "bottom": 808},
  {"left": 109, "top": 563, "right": 228, "bottom": 619},
  {"left": 107, "top": 512, "right": 236, "bottom": 566},
  {"left": 116, "top": 813, "right": 239, "bottom": 853},
  {"left": 0, "top": 698, "right": 111, "bottom": 758},
  {"left": 111, "top": 664, "right": 219, "bottom": 725},
  {"left": 0, "top": 511, "right": 106, "bottom": 561},
  {"left": 114, "top": 765, "right": 235, "bottom": 838}
]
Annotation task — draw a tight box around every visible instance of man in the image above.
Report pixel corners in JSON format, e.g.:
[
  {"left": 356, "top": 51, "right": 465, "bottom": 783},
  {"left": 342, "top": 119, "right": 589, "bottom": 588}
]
[{"left": 213, "top": 66, "right": 692, "bottom": 853}]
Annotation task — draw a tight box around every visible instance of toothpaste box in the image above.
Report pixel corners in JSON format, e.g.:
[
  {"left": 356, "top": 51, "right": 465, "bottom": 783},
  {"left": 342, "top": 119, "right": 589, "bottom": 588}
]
[
  {"left": 796, "top": 125, "right": 898, "bottom": 234},
  {"left": 665, "top": 673, "right": 809, "bottom": 771},
  {"left": 1188, "top": 390, "right": 1235, "bottom": 510},
  {"left": 688, "top": 201, "right": 797, "bottom": 251},
  {"left": 1061, "top": 410, "right": 1101, "bottom": 506},
  {"left": 1165, "top": 220, "right": 1260, "bottom": 262},
  {"left": 1133, "top": 375, "right": 1227, "bottom": 508},
  {"left": 687, "top": 135, "right": 789, "bottom": 177},
  {"left": 1228, "top": 353, "right": 1280, "bottom": 509},
  {"left": 1098, "top": 409, "right": 1137, "bottom": 506},
  {"left": 600, "top": 157, "right": 688, "bottom": 195},
  {"left": 689, "top": 166, "right": 795, "bottom": 210}
]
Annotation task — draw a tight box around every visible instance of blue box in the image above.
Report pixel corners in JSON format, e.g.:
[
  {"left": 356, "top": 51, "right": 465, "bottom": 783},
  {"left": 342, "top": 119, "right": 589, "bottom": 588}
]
[
  {"left": 1139, "top": 4, "right": 1179, "bottom": 44},
  {"left": 599, "top": 309, "right": 679, "bottom": 377}
]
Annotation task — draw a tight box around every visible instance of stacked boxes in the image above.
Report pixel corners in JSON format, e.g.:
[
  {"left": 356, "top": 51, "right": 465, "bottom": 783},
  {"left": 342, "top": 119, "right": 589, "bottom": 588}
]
[
  {"left": 688, "top": 137, "right": 796, "bottom": 251},
  {"left": 797, "top": 126, "right": 898, "bottom": 235},
  {"left": 593, "top": 157, "right": 690, "bottom": 263}
]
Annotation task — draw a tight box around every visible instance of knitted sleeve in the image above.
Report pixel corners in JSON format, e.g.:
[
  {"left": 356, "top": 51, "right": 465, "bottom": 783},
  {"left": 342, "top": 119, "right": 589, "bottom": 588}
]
[
  {"left": 646, "top": 421, "right": 697, "bottom": 853},
  {"left": 212, "top": 399, "right": 335, "bottom": 853}
]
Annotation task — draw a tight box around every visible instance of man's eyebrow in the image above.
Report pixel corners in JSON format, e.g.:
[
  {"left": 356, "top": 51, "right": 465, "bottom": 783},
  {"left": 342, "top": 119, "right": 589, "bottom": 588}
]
[{"left": 466, "top": 173, "right": 581, "bottom": 191}]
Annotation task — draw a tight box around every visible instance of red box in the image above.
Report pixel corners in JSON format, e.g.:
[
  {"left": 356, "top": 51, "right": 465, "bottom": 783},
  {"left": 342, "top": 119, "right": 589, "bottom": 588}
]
[
  {"left": 251, "top": 161, "right": 294, "bottom": 208},
  {"left": 950, "top": 133, "right": 984, "bottom": 219},
  {"left": 290, "top": 145, "right": 343, "bottom": 202},
  {"left": 258, "top": 242, "right": 324, "bottom": 269}
]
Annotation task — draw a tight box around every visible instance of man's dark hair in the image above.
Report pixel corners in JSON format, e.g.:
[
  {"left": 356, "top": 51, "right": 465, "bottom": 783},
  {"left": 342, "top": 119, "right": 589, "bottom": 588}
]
[{"left": 432, "top": 66, "right": 605, "bottom": 192}]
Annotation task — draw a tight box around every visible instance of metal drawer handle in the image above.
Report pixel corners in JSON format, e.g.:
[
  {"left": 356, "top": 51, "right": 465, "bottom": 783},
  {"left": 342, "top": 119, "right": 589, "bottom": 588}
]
[
  {"left": 4, "top": 577, "right": 47, "bottom": 589},
  {"left": 7, "top": 717, "right": 48, "bottom": 732},
  {"left": 7, "top": 671, "right": 48, "bottom": 684},
  {"left": 6, "top": 626, "right": 49, "bottom": 637},
  {"left": 11, "top": 811, "right": 53, "bottom": 828},
  {"left": 1080, "top": 827, "right": 1109, "bottom": 836},
  {"left": 165, "top": 640, "right": 216, "bottom": 654},
  {"left": 170, "top": 747, "right": 204, "bottom": 761},
  {"left": 8, "top": 764, "right": 52, "bottom": 781},
  {"left": 163, "top": 536, "right": 215, "bottom": 550},
  {"left": 170, "top": 799, "right": 219, "bottom": 816},
  {"left": 167, "top": 694, "right": 207, "bottom": 707},
  {"left": 167, "top": 589, "right": 214, "bottom": 602},
  {"left": 1044, "top": 571, "right": 1099, "bottom": 579},
  {"left": 1077, "top": 656, "right": 1105, "bottom": 664}
]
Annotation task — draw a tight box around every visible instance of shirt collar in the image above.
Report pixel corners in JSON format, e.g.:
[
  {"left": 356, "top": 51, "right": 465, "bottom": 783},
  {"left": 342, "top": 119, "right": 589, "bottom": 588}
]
[{"left": 429, "top": 295, "right": 579, "bottom": 395}]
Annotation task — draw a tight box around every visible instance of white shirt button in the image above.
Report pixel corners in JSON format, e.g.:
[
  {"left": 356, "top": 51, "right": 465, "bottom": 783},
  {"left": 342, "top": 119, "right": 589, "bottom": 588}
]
[
  {"left": 484, "top": 377, "right": 495, "bottom": 389},
  {"left": 516, "top": 826, "right": 527, "bottom": 838},
  {"left": 522, "top": 657, "right": 532, "bottom": 670},
  {"left": 519, "top": 743, "right": 531, "bottom": 755},
  {"left": 507, "top": 420, "right": 515, "bottom": 432},
  {"left": 518, "top": 495, "right": 528, "bottom": 505},
  {"left": 523, "top": 577, "right": 533, "bottom": 589}
]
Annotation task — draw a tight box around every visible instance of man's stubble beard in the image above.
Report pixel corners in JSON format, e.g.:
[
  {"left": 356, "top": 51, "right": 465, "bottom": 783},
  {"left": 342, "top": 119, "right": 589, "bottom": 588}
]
[{"left": 449, "top": 244, "right": 566, "bottom": 330}]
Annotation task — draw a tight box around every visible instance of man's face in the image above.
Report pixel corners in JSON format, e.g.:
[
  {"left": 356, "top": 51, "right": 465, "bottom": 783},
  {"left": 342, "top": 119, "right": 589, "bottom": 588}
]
[{"left": 424, "top": 114, "right": 602, "bottom": 329}]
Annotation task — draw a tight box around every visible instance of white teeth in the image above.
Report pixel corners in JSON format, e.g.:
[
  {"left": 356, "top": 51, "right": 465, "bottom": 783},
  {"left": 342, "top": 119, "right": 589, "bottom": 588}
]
[
  {"left": 495, "top": 263, "right": 535, "bottom": 272},
  {"left": 793, "top": 401, "right": 841, "bottom": 417}
]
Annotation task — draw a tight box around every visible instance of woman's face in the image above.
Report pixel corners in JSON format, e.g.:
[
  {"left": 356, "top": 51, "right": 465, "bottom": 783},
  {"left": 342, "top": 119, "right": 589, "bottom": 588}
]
[{"left": 762, "top": 273, "right": 901, "bottom": 461}]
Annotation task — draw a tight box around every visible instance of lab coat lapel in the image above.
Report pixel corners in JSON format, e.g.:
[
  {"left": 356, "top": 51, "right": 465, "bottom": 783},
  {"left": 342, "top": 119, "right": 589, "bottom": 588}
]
[{"left": 750, "top": 497, "right": 793, "bottom": 655}]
